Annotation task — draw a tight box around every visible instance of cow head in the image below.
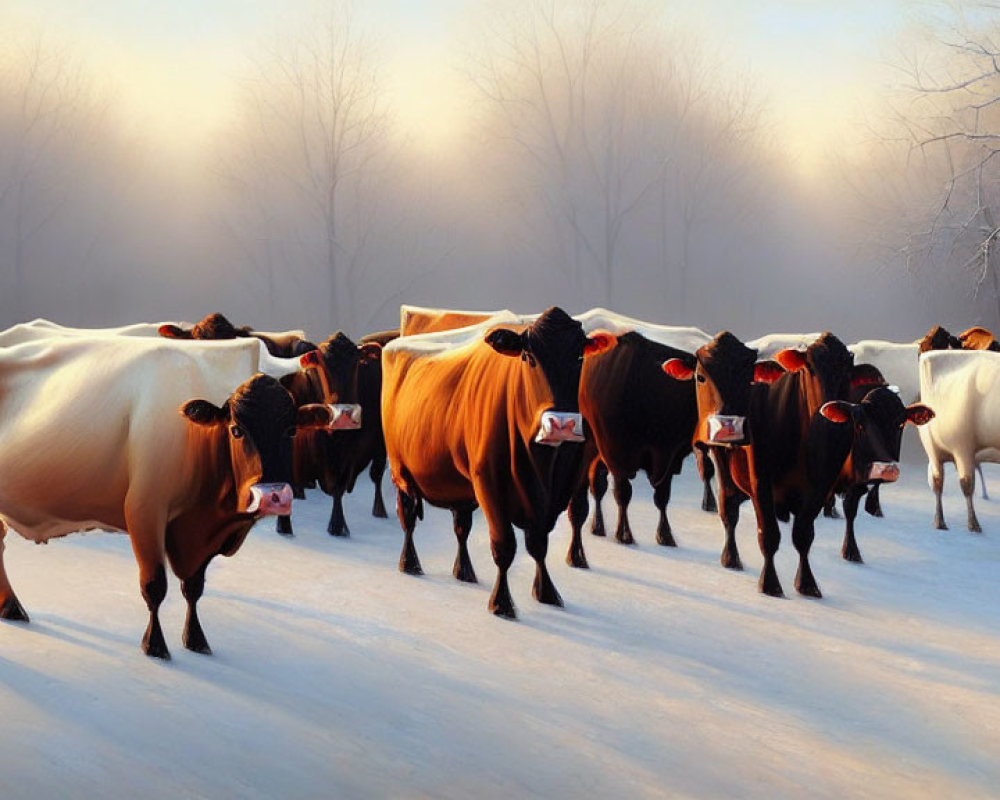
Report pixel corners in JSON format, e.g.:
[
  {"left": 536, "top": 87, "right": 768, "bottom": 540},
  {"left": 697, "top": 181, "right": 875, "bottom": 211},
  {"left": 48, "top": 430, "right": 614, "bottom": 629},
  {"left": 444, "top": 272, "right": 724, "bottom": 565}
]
[
  {"left": 159, "top": 312, "right": 252, "bottom": 342},
  {"left": 299, "top": 331, "right": 382, "bottom": 431},
  {"left": 665, "top": 331, "right": 758, "bottom": 447},
  {"left": 182, "top": 374, "right": 333, "bottom": 515},
  {"left": 820, "top": 387, "right": 934, "bottom": 485},
  {"left": 485, "top": 306, "right": 617, "bottom": 446},
  {"left": 919, "top": 324, "right": 962, "bottom": 354}
]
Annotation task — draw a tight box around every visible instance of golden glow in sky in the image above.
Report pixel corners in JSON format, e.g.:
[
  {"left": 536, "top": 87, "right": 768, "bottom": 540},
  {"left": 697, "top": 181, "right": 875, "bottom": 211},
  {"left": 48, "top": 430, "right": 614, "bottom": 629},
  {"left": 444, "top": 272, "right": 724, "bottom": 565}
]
[{"left": 3, "top": 0, "right": 910, "bottom": 170}]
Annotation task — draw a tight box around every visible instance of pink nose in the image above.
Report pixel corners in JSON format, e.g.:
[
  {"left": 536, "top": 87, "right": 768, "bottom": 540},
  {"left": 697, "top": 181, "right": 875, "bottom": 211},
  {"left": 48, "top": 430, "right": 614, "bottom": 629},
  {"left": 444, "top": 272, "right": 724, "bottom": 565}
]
[
  {"left": 248, "top": 483, "right": 294, "bottom": 515},
  {"left": 328, "top": 404, "right": 362, "bottom": 430}
]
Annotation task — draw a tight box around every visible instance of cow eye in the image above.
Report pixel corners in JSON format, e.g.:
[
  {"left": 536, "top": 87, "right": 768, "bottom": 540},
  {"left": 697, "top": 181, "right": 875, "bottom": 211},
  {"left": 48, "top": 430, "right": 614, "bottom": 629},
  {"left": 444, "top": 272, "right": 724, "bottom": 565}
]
[
  {"left": 285, "top": 426, "right": 297, "bottom": 438},
  {"left": 230, "top": 424, "right": 245, "bottom": 439},
  {"left": 696, "top": 373, "right": 706, "bottom": 383}
]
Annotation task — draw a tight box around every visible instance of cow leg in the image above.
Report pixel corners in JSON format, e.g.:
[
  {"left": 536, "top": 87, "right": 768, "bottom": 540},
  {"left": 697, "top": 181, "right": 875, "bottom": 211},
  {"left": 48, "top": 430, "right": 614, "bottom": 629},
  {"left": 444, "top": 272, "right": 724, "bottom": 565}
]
[
  {"left": 653, "top": 480, "right": 676, "bottom": 547},
  {"left": 370, "top": 456, "right": 389, "bottom": 519},
  {"left": 0, "top": 521, "right": 28, "bottom": 622},
  {"left": 327, "top": 493, "right": 350, "bottom": 537},
  {"left": 978, "top": 463, "right": 989, "bottom": 501},
  {"left": 293, "top": 486, "right": 306, "bottom": 500},
  {"left": 612, "top": 474, "right": 635, "bottom": 545},
  {"left": 928, "top": 460, "right": 947, "bottom": 530},
  {"left": 713, "top": 450, "right": 744, "bottom": 571},
  {"left": 841, "top": 487, "right": 865, "bottom": 563},
  {"left": 488, "top": 524, "right": 517, "bottom": 619},
  {"left": 695, "top": 444, "right": 717, "bottom": 513},
  {"left": 791, "top": 508, "right": 822, "bottom": 598},
  {"left": 275, "top": 514, "right": 293, "bottom": 536},
  {"left": 126, "top": 506, "right": 171, "bottom": 659},
  {"left": 957, "top": 456, "right": 982, "bottom": 533},
  {"left": 397, "top": 489, "right": 423, "bottom": 576},
  {"left": 565, "top": 480, "right": 590, "bottom": 569},
  {"left": 822, "top": 496, "right": 840, "bottom": 519},
  {"left": 864, "top": 484, "right": 884, "bottom": 518},
  {"left": 181, "top": 559, "right": 212, "bottom": 655},
  {"left": 452, "top": 506, "right": 477, "bottom": 583},
  {"left": 590, "top": 460, "right": 608, "bottom": 537},
  {"left": 526, "top": 527, "right": 562, "bottom": 607}
]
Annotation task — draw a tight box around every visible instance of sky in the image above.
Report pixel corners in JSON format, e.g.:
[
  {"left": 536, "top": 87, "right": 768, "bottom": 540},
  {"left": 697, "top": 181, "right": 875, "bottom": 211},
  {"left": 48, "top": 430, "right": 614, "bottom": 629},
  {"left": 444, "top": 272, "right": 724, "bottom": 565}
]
[{"left": 2, "top": 0, "right": 919, "bottom": 169}]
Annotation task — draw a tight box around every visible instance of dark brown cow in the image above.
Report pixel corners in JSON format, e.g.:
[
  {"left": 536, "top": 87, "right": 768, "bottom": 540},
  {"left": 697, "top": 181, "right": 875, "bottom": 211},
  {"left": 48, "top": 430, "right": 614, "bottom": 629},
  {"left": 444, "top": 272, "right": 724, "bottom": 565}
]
[
  {"left": 565, "top": 332, "right": 699, "bottom": 568},
  {"left": 665, "top": 332, "right": 886, "bottom": 597},
  {"left": 160, "top": 312, "right": 317, "bottom": 358},
  {"left": 383, "top": 307, "right": 616, "bottom": 618},
  {"left": 0, "top": 336, "right": 332, "bottom": 658},
  {"left": 277, "top": 332, "right": 387, "bottom": 536},
  {"left": 918, "top": 325, "right": 962, "bottom": 354}
]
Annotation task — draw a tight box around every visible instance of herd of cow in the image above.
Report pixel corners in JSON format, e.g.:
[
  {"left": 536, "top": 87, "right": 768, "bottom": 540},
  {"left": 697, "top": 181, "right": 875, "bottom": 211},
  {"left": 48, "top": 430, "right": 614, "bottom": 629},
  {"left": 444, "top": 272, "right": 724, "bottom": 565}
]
[{"left": 0, "top": 310, "right": 994, "bottom": 658}]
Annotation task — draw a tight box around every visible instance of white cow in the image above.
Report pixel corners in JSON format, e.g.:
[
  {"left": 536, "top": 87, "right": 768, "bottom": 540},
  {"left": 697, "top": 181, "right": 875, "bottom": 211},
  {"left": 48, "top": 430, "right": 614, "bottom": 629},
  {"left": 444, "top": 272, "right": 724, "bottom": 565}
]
[
  {"left": 917, "top": 349, "right": 1000, "bottom": 532},
  {"left": 745, "top": 332, "right": 824, "bottom": 360},
  {"left": 0, "top": 320, "right": 303, "bottom": 381},
  {"left": 0, "top": 335, "right": 332, "bottom": 657},
  {"left": 848, "top": 340, "right": 921, "bottom": 403}
]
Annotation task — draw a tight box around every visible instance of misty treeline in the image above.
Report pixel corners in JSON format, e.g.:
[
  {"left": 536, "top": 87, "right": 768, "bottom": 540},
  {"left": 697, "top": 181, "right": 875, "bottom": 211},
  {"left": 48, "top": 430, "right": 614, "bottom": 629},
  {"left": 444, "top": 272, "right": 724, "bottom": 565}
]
[{"left": 2, "top": 1, "right": 1000, "bottom": 342}]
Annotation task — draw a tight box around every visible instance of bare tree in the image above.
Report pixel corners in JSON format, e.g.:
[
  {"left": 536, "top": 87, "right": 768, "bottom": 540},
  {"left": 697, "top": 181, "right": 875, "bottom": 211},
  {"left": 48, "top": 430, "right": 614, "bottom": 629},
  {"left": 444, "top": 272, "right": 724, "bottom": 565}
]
[
  {"left": 221, "top": 3, "right": 391, "bottom": 335},
  {"left": 466, "top": 0, "right": 766, "bottom": 310},
  {"left": 0, "top": 32, "right": 105, "bottom": 303},
  {"left": 887, "top": 2, "right": 1000, "bottom": 324}
]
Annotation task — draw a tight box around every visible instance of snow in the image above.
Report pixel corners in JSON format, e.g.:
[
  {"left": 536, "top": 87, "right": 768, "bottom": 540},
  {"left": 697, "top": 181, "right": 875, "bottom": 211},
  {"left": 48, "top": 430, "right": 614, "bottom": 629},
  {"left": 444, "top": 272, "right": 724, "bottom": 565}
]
[{"left": 2, "top": 458, "right": 999, "bottom": 799}]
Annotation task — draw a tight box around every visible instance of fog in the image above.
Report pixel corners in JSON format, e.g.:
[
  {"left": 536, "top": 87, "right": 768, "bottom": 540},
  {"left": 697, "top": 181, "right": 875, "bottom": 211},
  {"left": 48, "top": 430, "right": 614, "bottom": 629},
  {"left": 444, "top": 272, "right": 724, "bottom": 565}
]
[{"left": 0, "top": 1, "right": 996, "bottom": 344}]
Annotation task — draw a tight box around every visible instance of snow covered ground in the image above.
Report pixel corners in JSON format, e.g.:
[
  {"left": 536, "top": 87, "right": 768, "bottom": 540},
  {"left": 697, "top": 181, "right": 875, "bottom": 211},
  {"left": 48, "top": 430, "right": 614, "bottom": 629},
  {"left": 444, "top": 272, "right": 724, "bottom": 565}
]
[{"left": 1, "top": 455, "right": 998, "bottom": 799}]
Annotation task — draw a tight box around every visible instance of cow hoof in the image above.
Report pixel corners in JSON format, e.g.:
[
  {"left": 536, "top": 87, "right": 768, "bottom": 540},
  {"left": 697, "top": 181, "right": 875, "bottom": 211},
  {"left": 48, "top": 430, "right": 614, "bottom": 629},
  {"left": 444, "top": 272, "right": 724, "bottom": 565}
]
[
  {"left": 0, "top": 595, "right": 29, "bottom": 622},
  {"left": 142, "top": 639, "right": 171, "bottom": 660},
  {"left": 758, "top": 573, "right": 784, "bottom": 597},
  {"left": 328, "top": 523, "right": 350, "bottom": 537},
  {"left": 590, "top": 525, "right": 606, "bottom": 538},
  {"left": 275, "top": 516, "right": 293, "bottom": 536},
  {"left": 702, "top": 499, "right": 717, "bottom": 514},
  {"left": 184, "top": 638, "right": 213, "bottom": 656},
  {"left": 400, "top": 560, "right": 423, "bottom": 577},
  {"left": 721, "top": 552, "right": 743, "bottom": 571},
  {"left": 566, "top": 550, "right": 589, "bottom": 569},
  {"left": 841, "top": 547, "right": 864, "bottom": 564},
  {"left": 453, "top": 560, "right": 478, "bottom": 584},
  {"left": 797, "top": 583, "right": 823, "bottom": 599},
  {"left": 615, "top": 531, "right": 635, "bottom": 546},
  {"left": 372, "top": 497, "right": 388, "bottom": 519},
  {"left": 934, "top": 520, "right": 948, "bottom": 531},
  {"left": 533, "top": 582, "right": 564, "bottom": 607},
  {"left": 656, "top": 528, "right": 677, "bottom": 547}
]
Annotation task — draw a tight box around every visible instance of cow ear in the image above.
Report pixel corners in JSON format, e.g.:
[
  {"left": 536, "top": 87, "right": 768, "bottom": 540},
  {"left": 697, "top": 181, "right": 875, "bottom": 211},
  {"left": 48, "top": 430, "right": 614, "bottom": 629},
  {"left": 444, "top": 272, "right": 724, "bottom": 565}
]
[
  {"left": 905, "top": 403, "right": 935, "bottom": 427},
  {"left": 182, "top": 399, "right": 229, "bottom": 426},
  {"left": 485, "top": 328, "right": 524, "bottom": 357},
  {"left": 159, "top": 324, "right": 191, "bottom": 339},
  {"left": 850, "top": 363, "right": 885, "bottom": 388},
  {"left": 819, "top": 401, "right": 853, "bottom": 424},
  {"left": 297, "top": 403, "right": 334, "bottom": 429},
  {"left": 753, "top": 360, "right": 786, "bottom": 384},
  {"left": 299, "top": 349, "right": 323, "bottom": 369},
  {"left": 774, "top": 348, "right": 808, "bottom": 372},
  {"left": 662, "top": 357, "right": 695, "bottom": 381},
  {"left": 584, "top": 331, "right": 617, "bottom": 357},
  {"left": 359, "top": 342, "right": 382, "bottom": 363}
]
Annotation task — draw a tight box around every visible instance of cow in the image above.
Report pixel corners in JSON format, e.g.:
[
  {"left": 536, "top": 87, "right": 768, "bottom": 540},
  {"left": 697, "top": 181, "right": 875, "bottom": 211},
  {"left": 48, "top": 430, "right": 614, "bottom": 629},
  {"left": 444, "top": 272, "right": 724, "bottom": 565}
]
[
  {"left": 159, "top": 312, "right": 316, "bottom": 358},
  {"left": 919, "top": 325, "right": 963, "bottom": 353},
  {"left": 918, "top": 349, "right": 1000, "bottom": 532},
  {"left": 382, "top": 307, "right": 616, "bottom": 618},
  {"left": 664, "top": 331, "right": 906, "bottom": 598},
  {"left": 277, "top": 332, "right": 387, "bottom": 536},
  {"left": 746, "top": 332, "right": 825, "bottom": 360},
  {"left": 563, "top": 331, "right": 698, "bottom": 568},
  {"left": 0, "top": 336, "right": 332, "bottom": 658},
  {"left": 399, "top": 305, "right": 507, "bottom": 336},
  {"left": 827, "top": 374, "right": 934, "bottom": 562}
]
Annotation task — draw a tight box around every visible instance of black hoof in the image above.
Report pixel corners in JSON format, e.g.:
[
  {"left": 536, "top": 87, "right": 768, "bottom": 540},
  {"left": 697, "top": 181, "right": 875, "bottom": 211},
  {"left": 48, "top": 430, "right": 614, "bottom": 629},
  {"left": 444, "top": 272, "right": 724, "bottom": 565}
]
[
  {"left": 615, "top": 530, "right": 635, "bottom": 546},
  {"left": 372, "top": 498, "right": 388, "bottom": 519},
  {"left": 0, "top": 595, "right": 29, "bottom": 622},
  {"left": 453, "top": 558, "right": 478, "bottom": 584},
  {"left": 142, "top": 635, "right": 171, "bottom": 660},
  {"left": 969, "top": 521, "right": 983, "bottom": 534},
  {"left": 656, "top": 528, "right": 677, "bottom": 547},
  {"left": 758, "top": 572, "right": 784, "bottom": 598},
  {"left": 796, "top": 582, "right": 823, "bottom": 598},
  {"left": 328, "top": 520, "right": 350, "bottom": 537},
  {"left": 566, "top": 549, "right": 590, "bottom": 569},
  {"left": 721, "top": 551, "right": 744, "bottom": 571},
  {"left": 400, "top": 558, "right": 423, "bottom": 576},
  {"left": 276, "top": 516, "right": 293, "bottom": 536},
  {"left": 841, "top": 546, "right": 864, "bottom": 564},
  {"left": 533, "top": 581, "right": 564, "bottom": 607},
  {"left": 183, "top": 636, "right": 213, "bottom": 655}
]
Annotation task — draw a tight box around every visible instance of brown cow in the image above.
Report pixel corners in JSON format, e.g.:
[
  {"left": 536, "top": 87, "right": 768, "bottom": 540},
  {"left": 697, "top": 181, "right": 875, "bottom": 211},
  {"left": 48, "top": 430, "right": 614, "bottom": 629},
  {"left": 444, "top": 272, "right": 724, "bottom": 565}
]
[
  {"left": 160, "top": 312, "right": 317, "bottom": 358},
  {"left": 0, "top": 336, "right": 332, "bottom": 658},
  {"left": 398, "top": 305, "right": 501, "bottom": 336},
  {"left": 383, "top": 307, "right": 616, "bottom": 618}
]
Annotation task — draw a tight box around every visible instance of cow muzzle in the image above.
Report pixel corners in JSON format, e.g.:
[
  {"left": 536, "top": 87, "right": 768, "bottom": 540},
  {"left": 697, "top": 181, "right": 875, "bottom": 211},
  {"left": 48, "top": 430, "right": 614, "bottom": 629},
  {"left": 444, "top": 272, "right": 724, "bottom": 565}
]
[
  {"left": 866, "top": 462, "right": 900, "bottom": 483},
  {"left": 328, "top": 403, "right": 362, "bottom": 431},
  {"left": 535, "top": 411, "right": 585, "bottom": 446},
  {"left": 706, "top": 415, "right": 747, "bottom": 446},
  {"left": 247, "top": 482, "right": 294, "bottom": 515}
]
